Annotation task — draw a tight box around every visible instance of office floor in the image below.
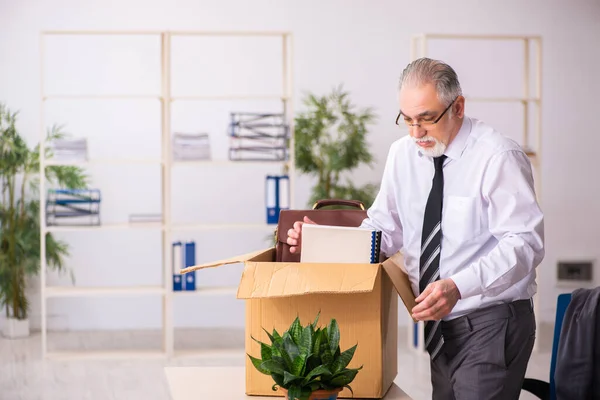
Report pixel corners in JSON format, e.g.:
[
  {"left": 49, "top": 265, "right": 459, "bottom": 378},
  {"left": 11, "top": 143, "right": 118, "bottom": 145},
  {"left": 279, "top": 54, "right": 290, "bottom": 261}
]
[{"left": 1, "top": 325, "right": 553, "bottom": 400}]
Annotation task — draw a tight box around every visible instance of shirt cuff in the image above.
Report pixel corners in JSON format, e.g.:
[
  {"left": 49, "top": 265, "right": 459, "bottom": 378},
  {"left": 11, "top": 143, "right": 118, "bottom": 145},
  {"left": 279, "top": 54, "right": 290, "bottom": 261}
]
[{"left": 450, "top": 267, "right": 483, "bottom": 300}]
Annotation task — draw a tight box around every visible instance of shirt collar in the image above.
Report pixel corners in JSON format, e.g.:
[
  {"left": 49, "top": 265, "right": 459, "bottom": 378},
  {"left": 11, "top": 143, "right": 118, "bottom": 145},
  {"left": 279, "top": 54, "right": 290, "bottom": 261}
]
[{"left": 443, "top": 116, "right": 472, "bottom": 160}]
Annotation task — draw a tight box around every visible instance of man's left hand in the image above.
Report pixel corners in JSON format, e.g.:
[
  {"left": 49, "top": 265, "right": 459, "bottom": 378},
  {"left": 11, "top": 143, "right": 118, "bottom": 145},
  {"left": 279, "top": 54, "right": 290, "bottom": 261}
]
[{"left": 412, "top": 278, "right": 461, "bottom": 321}]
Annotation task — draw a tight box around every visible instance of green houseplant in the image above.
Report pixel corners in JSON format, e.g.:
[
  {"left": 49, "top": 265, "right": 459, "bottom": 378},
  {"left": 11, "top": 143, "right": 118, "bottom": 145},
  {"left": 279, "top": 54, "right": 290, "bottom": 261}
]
[
  {"left": 294, "top": 85, "right": 379, "bottom": 209},
  {"left": 248, "top": 312, "right": 362, "bottom": 400},
  {"left": 0, "top": 103, "right": 88, "bottom": 338}
]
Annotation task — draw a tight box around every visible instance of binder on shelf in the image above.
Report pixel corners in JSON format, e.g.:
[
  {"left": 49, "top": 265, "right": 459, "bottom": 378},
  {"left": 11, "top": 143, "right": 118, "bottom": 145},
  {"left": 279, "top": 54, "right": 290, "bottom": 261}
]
[
  {"left": 184, "top": 242, "right": 196, "bottom": 291},
  {"left": 228, "top": 112, "right": 290, "bottom": 162},
  {"left": 45, "top": 188, "right": 101, "bottom": 226},
  {"left": 265, "top": 175, "right": 290, "bottom": 225},
  {"left": 300, "top": 224, "right": 382, "bottom": 264},
  {"left": 172, "top": 241, "right": 183, "bottom": 291}
]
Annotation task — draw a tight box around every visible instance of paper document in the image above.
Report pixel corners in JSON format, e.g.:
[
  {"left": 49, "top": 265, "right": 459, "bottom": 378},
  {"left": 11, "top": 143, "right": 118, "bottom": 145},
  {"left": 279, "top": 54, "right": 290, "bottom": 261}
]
[{"left": 300, "top": 224, "right": 382, "bottom": 264}]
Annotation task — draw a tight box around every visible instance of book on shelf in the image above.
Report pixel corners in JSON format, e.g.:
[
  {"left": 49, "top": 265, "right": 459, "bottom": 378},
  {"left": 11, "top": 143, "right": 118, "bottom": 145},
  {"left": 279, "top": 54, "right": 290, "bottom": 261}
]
[
  {"left": 47, "top": 137, "right": 88, "bottom": 162},
  {"left": 228, "top": 112, "right": 289, "bottom": 162},
  {"left": 172, "top": 132, "right": 211, "bottom": 161},
  {"left": 300, "top": 224, "right": 382, "bottom": 264}
]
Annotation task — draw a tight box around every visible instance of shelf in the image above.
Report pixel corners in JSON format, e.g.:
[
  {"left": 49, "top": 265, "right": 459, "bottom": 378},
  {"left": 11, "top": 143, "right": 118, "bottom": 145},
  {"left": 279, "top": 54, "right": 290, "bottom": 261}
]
[
  {"left": 171, "top": 159, "right": 289, "bottom": 167},
  {"left": 172, "top": 95, "right": 289, "bottom": 101},
  {"left": 43, "top": 158, "right": 163, "bottom": 166},
  {"left": 171, "top": 223, "right": 274, "bottom": 231},
  {"left": 173, "top": 348, "right": 245, "bottom": 359},
  {"left": 44, "top": 223, "right": 164, "bottom": 232},
  {"left": 420, "top": 33, "right": 541, "bottom": 41},
  {"left": 42, "top": 94, "right": 161, "bottom": 100},
  {"left": 45, "top": 285, "right": 165, "bottom": 298},
  {"left": 172, "top": 286, "right": 238, "bottom": 297},
  {"left": 45, "top": 350, "right": 166, "bottom": 360},
  {"left": 466, "top": 97, "right": 540, "bottom": 103}
]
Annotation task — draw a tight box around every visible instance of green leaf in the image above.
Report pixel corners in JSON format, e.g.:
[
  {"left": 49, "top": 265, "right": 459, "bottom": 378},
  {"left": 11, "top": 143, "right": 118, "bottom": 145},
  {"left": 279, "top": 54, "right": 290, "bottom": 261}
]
[
  {"left": 271, "top": 373, "right": 285, "bottom": 388},
  {"left": 330, "top": 344, "right": 357, "bottom": 374},
  {"left": 260, "top": 360, "right": 286, "bottom": 376},
  {"left": 251, "top": 335, "right": 272, "bottom": 361},
  {"left": 299, "top": 325, "right": 313, "bottom": 358},
  {"left": 328, "top": 319, "right": 340, "bottom": 357},
  {"left": 288, "top": 316, "right": 302, "bottom": 344},
  {"left": 283, "top": 370, "right": 302, "bottom": 385},
  {"left": 301, "top": 365, "right": 332, "bottom": 385},
  {"left": 288, "top": 386, "right": 301, "bottom": 400},
  {"left": 248, "top": 354, "right": 270, "bottom": 375},
  {"left": 329, "top": 367, "right": 362, "bottom": 387},
  {"left": 283, "top": 333, "right": 300, "bottom": 361},
  {"left": 291, "top": 354, "right": 307, "bottom": 376},
  {"left": 312, "top": 310, "right": 321, "bottom": 328}
]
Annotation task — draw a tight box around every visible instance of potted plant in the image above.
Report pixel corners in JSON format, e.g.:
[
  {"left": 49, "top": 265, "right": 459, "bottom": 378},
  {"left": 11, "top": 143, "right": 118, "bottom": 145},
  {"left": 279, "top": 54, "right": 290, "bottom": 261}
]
[
  {"left": 294, "top": 85, "right": 379, "bottom": 209},
  {"left": 248, "top": 312, "right": 362, "bottom": 400},
  {"left": 0, "top": 103, "right": 88, "bottom": 338}
]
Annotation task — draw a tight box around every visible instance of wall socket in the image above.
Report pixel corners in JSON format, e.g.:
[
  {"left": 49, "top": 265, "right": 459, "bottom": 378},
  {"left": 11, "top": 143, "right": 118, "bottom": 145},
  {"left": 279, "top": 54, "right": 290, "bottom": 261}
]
[{"left": 557, "top": 261, "right": 593, "bottom": 282}]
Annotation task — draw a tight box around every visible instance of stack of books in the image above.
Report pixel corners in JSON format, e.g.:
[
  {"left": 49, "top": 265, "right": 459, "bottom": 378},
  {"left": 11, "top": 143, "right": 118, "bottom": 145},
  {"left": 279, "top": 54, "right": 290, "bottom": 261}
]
[
  {"left": 48, "top": 137, "right": 88, "bottom": 162},
  {"left": 300, "top": 224, "right": 382, "bottom": 264},
  {"left": 228, "top": 112, "right": 289, "bottom": 162},
  {"left": 172, "top": 133, "right": 211, "bottom": 161}
]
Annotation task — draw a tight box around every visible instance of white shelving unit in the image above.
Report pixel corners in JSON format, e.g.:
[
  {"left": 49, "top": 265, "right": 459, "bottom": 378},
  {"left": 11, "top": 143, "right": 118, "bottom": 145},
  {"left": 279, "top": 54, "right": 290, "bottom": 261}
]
[
  {"left": 39, "top": 30, "right": 294, "bottom": 359},
  {"left": 407, "top": 33, "right": 543, "bottom": 354}
]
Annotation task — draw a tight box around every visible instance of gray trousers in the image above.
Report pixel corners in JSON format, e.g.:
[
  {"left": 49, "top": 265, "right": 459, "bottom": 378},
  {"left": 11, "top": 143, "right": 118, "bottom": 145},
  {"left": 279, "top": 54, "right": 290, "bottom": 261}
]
[{"left": 430, "top": 299, "right": 536, "bottom": 400}]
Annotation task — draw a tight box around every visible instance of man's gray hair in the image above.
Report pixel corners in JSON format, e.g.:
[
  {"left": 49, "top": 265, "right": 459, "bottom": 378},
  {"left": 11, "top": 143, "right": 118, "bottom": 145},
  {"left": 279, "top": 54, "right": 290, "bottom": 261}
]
[{"left": 399, "top": 58, "right": 463, "bottom": 107}]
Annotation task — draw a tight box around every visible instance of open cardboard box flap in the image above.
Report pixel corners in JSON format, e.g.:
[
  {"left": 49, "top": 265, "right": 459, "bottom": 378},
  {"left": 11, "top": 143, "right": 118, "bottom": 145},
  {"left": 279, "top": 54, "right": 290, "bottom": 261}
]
[{"left": 180, "top": 247, "right": 416, "bottom": 317}]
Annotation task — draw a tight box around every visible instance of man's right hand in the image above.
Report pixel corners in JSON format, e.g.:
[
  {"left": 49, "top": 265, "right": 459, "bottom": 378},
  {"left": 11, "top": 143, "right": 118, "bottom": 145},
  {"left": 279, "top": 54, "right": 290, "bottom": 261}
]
[{"left": 286, "top": 216, "right": 317, "bottom": 254}]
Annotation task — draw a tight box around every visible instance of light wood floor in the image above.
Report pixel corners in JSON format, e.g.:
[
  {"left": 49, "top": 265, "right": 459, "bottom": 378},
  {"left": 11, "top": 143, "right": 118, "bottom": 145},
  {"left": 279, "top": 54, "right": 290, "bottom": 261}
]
[{"left": 0, "top": 324, "right": 554, "bottom": 400}]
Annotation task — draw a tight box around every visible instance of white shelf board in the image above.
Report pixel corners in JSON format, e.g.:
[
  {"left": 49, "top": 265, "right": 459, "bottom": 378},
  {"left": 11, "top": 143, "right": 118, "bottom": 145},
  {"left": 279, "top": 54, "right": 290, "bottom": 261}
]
[
  {"left": 45, "top": 350, "right": 166, "bottom": 360},
  {"left": 172, "top": 95, "right": 289, "bottom": 101},
  {"left": 45, "top": 285, "right": 165, "bottom": 298},
  {"left": 42, "top": 94, "right": 161, "bottom": 100},
  {"left": 44, "top": 158, "right": 163, "bottom": 166},
  {"left": 171, "top": 286, "right": 238, "bottom": 297},
  {"left": 173, "top": 348, "right": 245, "bottom": 359},
  {"left": 44, "top": 223, "right": 164, "bottom": 232},
  {"left": 170, "top": 223, "right": 274, "bottom": 231},
  {"left": 466, "top": 97, "right": 540, "bottom": 103},
  {"left": 171, "top": 159, "right": 289, "bottom": 167}
]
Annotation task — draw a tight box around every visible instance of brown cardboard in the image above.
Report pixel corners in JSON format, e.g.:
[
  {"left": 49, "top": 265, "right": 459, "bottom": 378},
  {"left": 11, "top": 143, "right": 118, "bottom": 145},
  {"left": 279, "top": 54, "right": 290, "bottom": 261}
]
[{"left": 180, "top": 248, "right": 416, "bottom": 399}]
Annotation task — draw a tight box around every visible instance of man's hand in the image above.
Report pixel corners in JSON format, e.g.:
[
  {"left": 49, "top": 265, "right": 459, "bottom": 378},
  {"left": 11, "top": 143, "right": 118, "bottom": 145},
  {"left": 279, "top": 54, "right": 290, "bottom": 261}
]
[
  {"left": 412, "top": 278, "right": 461, "bottom": 321},
  {"left": 286, "top": 216, "right": 317, "bottom": 254}
]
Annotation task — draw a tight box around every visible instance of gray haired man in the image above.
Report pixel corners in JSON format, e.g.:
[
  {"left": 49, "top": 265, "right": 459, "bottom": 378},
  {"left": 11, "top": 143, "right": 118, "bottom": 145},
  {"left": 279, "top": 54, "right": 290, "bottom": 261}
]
[{"left": 287, "top": 58, "right": 544, "bottom": 399}]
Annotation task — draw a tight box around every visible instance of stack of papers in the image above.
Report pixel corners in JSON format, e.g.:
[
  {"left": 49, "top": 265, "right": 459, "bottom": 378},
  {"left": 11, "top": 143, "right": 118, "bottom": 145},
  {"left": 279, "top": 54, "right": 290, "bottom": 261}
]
[{"left": 300, "top": 224, "right": 382, "bottom": 264}]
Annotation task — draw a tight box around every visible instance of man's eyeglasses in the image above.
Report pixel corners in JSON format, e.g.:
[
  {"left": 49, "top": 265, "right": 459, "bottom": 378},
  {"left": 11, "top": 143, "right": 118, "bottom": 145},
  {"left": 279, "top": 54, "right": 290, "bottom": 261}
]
[{"left": 395, "top": 97, "right": 457, "bottom": 129}]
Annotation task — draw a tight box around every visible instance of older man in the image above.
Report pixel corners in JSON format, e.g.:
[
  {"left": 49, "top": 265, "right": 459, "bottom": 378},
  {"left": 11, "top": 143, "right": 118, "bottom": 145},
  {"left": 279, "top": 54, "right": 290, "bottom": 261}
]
[{"left": 287, "top": 58, "right": 544, "bottom": 399}]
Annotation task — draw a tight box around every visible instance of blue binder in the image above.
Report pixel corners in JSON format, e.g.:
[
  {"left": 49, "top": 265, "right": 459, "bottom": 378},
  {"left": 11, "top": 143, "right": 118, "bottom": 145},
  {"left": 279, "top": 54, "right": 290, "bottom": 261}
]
[
  {"left": 172, "top": 241, "right": 183, "bottom": 291},
  {"left": 184, "top": 241, "right": 196, "bottom": 291},
  {"left": 265, "top": 175, "right": 290, "bottom": 224}
]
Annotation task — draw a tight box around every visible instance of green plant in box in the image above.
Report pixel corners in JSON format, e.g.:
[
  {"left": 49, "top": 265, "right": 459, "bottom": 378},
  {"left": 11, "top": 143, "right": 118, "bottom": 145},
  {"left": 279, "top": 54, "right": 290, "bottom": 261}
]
[{"left": 248, "top": 312, "right": 362, "bottom": 400}]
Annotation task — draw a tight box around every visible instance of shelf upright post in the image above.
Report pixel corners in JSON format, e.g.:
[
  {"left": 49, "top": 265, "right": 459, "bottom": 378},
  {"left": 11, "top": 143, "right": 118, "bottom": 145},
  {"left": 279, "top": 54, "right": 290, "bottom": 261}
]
[{"left": 161, "top": 31, "right": 174, "bottom": 357}]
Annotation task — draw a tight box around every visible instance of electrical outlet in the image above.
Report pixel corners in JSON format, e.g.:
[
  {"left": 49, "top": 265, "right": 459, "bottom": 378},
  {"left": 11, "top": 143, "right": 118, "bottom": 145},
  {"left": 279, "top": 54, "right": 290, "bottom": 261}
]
[{"left": 557, "top": 261, "right": 593, "bottom": 282}]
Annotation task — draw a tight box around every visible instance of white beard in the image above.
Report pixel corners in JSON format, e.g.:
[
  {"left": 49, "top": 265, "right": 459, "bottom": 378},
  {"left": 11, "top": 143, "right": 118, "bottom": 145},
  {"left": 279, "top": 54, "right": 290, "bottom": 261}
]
[{"left": 413, "top": 136, "right": 447, "bottom": 158}]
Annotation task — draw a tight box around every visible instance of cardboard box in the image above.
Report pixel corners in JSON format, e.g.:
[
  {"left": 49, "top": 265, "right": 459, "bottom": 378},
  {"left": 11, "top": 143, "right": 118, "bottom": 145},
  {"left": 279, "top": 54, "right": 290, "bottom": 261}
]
[{"left": 180, "top": 248, "right": 416, "bottom": 399}]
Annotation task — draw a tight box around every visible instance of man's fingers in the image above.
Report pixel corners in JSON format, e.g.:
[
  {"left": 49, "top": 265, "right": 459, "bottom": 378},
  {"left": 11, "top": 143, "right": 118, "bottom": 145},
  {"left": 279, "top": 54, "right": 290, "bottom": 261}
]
[
  {"left": 303, "top": 216, "right": 316, "bottom": 224},
  {"left": 415, "top": 284, "right": 433, "bottom": 303}
]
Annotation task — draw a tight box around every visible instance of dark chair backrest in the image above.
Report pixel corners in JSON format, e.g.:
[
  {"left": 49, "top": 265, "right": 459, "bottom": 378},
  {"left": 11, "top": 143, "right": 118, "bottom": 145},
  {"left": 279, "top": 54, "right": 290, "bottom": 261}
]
[{"left": 549, "top": 293, "right": 572, "bottom": 399}]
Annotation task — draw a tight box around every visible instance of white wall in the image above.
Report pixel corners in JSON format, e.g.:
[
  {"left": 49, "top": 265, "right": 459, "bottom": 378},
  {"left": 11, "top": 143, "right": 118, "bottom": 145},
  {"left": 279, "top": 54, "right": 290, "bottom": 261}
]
[{"left": 1, "top": 0, "right": 599, "bottom": 333}]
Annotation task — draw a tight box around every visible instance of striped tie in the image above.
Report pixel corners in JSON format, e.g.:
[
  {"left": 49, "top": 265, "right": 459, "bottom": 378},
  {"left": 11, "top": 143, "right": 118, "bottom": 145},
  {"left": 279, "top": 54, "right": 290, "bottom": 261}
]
[{"left": 419, "top": 154, "right": 447, "bottom": 361}]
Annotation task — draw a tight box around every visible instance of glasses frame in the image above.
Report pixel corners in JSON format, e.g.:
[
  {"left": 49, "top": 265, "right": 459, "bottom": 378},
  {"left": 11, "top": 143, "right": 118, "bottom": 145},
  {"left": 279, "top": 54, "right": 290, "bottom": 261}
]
[{"left": 395, "top": 96, "right": 458, "bottom": 128}]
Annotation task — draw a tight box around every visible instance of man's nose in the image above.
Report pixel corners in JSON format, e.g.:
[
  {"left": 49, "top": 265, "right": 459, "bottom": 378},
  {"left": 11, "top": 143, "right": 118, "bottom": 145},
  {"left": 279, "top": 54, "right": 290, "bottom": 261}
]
[{"left": 409, "top": 125, "right": 427, "bottom": 138}]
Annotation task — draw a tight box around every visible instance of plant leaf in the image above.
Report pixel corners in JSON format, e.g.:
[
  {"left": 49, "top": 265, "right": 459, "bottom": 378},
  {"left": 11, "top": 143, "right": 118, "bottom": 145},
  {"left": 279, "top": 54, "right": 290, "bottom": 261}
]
[
  {"left": 283, "top": 370, "right": 302, "bottom": 386},
  {"left": 328, "top": 319, "right": 340, "bottom": 357},
  {"left": 248, "top": 354, "right": 270, "bottom": 375},
  {"left": 299, "top": 325, "right": 313, "bottom": 359},
  {"left": 330, "top": 344, "right": 357, "bottom": 374},
  {"left": 260, "top": 360, "right": 286, "bottom": 376},
  {"left": 284, "top": 332, "right": 300, "bottom": 361},
  {"left": 329, "top": 367, "right": 362, "bottom": 387},
  {"left": 301, "top": 365, "right": 332, "bottom": 385},
  {"left": 289, "top": 316, "right": 302, "bottom": 344}
]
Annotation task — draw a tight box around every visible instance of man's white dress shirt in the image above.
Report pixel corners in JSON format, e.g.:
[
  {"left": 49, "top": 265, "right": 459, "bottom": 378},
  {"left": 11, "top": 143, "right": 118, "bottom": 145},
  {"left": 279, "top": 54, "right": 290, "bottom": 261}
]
[{"left": 361, "top": 116, "right": 545, "bottom": 320}]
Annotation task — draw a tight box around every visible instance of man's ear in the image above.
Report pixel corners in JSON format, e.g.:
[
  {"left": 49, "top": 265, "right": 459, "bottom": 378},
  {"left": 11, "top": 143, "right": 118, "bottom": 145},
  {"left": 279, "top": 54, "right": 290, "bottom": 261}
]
[{"left": 454, "top": 96, "right": 466, "bottom": 118}]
